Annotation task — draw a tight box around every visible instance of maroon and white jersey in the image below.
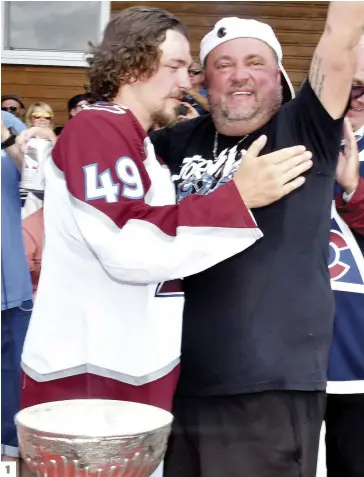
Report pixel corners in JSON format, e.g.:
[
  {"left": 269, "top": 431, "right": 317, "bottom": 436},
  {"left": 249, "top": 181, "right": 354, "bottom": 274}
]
[{"left": 21, "top": 103, "right": 262, "bottom": 408}]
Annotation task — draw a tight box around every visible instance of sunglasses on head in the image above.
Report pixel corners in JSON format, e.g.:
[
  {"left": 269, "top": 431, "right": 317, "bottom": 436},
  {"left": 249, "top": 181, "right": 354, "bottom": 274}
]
[
  {"left": 31, "top": 112, "right": 53, "bottom": 120},
  {"left": 2, "top": 106, "right": 18, "bottom": 112},
  {"left": 351, "top": 84, "right": 364, "bottom": 100},
  {"left": 188, "top": 69, "right": 202, "bottom": 76}
]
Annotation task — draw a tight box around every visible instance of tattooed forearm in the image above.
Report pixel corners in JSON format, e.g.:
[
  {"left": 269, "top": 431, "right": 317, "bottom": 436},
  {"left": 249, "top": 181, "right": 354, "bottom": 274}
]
[{"left": 309, "top": 52, "right": 326, "bottom": 98}]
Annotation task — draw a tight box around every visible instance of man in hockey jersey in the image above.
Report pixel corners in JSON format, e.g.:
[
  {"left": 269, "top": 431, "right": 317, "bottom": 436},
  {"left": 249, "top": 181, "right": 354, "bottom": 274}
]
[
  {"left": 20, "top": 4, "right": 312, "bottom": 443},
  {"left": 150, "top": 3, "right": 364, "bottom": 476},
  {"left": 326, "top": 37, "right": 364, "bottom": 477}
]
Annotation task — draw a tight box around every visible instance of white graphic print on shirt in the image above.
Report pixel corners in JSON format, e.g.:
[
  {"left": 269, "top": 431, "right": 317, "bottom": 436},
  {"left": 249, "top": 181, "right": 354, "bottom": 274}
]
[{"left": 171, "top": 144, "right": 247, "bottom": 202}]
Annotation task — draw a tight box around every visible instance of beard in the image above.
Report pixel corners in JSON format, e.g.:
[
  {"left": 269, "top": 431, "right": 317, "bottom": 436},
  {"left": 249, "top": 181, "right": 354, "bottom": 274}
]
[
  {"left": 150, "top": 108, "right": 177, "bottom": 129},
  {"left": 209, "top": 86, "right": 283, "bottom": 128},
  {"left": 150, "top": 93, "right": 182, "bottom": 129}
]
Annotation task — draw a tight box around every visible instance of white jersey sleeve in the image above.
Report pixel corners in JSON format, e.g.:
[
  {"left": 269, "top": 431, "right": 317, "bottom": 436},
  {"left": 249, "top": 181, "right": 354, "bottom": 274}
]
[{"left": 51, "top": 105, "right": 262, "bottom": 283}]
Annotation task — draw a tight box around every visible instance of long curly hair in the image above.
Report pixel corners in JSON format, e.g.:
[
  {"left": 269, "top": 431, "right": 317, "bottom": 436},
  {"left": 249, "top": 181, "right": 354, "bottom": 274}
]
[{"left": 86, "top": 7, "right": 188, "bottom": 101}]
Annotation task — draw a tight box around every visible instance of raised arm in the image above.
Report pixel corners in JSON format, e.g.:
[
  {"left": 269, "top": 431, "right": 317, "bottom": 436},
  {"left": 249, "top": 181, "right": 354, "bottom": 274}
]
[
  {"left": 335, "top": 117, "right": 364, "bottom": 235},
  {"left": 336, "top": 178, "right": 364, "bottom": 236},
  {"left": 309, "top": 1, "right": 364, "bottom": 119}
]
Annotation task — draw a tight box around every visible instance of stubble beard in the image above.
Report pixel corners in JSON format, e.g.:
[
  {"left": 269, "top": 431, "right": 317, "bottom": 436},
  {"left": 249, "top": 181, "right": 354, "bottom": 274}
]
[
  {"left": 209, "top": 87, "right": 283, "bottom": 131},
  {"left": 150, "top": 107, "right": 177, "bottom": 129},
  {"left": 150, "top": 96, "right": 181, "bottom": 129}
]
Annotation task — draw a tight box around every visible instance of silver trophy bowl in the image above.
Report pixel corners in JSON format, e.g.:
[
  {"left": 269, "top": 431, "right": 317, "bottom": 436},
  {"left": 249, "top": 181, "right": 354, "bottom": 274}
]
[{"left": 15, "top": 399, "right": 173, "bottom": 477}]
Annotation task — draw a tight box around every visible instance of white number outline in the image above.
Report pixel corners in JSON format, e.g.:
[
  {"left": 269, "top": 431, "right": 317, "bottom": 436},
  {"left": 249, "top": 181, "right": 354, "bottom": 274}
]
[
  {"left": 83, "top": 163, "right": 120, "bottom": 203},
  {"left": 83, "top": 157, "right": 144, "bottom": 203},
  {"left": 116, "top": 156, "right": 144, "bottom": 199}
]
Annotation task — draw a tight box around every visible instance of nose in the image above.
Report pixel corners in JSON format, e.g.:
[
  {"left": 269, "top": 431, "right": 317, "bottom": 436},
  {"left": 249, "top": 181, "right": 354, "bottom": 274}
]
[
  {"left": 231, "top": 63, "right": 251, "bottom": 83},
  {"left": 177, "top": 67, "right": 192, "bottom": 92}
]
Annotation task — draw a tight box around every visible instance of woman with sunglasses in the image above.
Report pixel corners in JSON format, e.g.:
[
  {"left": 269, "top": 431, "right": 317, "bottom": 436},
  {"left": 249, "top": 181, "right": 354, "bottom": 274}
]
[
  {"left": 25, "top": 102, "right": 55, "bottom": 131},
  {"left": 23, "top": 102, "right": 55, "bottom": 218}
]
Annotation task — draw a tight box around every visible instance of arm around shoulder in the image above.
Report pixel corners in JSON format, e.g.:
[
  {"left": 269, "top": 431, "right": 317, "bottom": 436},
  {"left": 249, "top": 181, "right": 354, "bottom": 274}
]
[{"left": 60, "top": 112, "right": 262, "bottom": 284}]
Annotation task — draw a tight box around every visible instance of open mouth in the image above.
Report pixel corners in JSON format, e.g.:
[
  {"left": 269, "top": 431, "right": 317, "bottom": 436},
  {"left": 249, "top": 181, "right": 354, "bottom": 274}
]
[{"left": 231, "top": 91, "right": 253, "bottom": 96}]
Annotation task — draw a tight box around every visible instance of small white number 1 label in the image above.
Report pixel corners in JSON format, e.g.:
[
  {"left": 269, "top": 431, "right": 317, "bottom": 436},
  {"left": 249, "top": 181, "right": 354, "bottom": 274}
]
[{"left": 1, "top": 462, "right": 16, "bottom": 477}]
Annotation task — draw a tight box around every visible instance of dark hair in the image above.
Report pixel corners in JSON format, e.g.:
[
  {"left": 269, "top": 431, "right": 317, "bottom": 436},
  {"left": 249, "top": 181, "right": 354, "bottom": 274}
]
[
  {"left": 1, "top": 93, "right": 25, "bottom": 109},
  {"left": 86, "top": 6, "right": 188, "bottom": 101},
  {"left": 67, "top": 92, "right": 99, "bottom": 113}
]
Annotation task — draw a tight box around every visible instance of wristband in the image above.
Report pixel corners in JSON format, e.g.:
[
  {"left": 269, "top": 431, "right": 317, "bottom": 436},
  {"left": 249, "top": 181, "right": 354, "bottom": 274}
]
[
  {"left": 342, "top": 189, "right": 356, "bottom": 203},
  {"left": 1, "top": 127, "right": 17, "bottom": 150}
]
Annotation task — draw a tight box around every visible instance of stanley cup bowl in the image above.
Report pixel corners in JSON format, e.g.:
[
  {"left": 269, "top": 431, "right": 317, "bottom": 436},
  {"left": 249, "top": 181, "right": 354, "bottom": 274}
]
[{"left": 15, "top": 399, "right": 173, "bottom": 477}]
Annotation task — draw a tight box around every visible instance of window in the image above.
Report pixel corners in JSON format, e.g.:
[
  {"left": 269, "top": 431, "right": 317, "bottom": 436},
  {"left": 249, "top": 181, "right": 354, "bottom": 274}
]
[{"left": 1, "top": 1, "right": 110, "bottom": 66}]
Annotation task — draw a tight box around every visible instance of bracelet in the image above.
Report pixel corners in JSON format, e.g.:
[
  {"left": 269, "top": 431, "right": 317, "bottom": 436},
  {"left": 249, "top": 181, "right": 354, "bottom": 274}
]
[{"left": 1, "top": 133, "right": 17, "bottom": 150}]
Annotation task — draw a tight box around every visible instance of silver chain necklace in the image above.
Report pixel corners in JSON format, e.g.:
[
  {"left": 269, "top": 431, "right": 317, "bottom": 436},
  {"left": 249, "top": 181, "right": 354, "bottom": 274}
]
[{"left": 213, "top": 131, "right": 249, "bottom": 161}]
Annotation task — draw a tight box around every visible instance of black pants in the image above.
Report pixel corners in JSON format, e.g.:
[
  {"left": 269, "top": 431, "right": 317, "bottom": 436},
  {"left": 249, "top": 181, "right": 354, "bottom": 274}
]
[
  {"left": 325, "top": 393, "right": 364, "bottom": 477},
  {"left": 164, "top": 390, "right": 326, "bottom": 477}
]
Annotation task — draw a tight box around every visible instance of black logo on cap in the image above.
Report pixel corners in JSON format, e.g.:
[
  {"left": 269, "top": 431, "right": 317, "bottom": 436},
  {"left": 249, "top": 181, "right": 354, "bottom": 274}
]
[{"left": 217, "top": 27, "right": 226, "bottom": 38}]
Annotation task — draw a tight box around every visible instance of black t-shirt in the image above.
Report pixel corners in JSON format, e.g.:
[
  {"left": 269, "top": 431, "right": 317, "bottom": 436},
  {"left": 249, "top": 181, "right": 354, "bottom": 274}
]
[{"left": 150, "top": 81, "right": 345, "bottom": 396}]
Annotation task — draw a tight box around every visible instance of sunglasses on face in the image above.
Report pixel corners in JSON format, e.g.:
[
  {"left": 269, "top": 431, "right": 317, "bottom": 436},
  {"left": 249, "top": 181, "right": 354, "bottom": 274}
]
[
  {"left": 2, "top": 106, "right": 18, "bottom": 112},
  {"left": 31, "top": 112, "right": 53, "bottom": 120},
  {"left": 351, "top": 84, "right": 364, "bottom": 100},
  {"left": 188, "top": 69, "right": 202, "bottom": 76}
]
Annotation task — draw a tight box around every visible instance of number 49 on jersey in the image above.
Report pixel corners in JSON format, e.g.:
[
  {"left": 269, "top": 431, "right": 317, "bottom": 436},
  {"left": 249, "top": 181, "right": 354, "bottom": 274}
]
[{"left": 84, "top": 157, "right": 144, "bottom": 203}]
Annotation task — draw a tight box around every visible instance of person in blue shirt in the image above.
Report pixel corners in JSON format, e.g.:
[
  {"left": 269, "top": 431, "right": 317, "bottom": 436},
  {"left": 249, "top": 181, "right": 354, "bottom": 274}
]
[{"left": 1, "top": 111, "right": 33, "bottom": 464}]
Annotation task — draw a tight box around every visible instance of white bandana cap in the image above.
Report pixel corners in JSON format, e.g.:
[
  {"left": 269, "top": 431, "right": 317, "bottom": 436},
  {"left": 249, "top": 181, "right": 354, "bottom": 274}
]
[{"left": 200, "top": 17, "right": 295, "bottom": 103}]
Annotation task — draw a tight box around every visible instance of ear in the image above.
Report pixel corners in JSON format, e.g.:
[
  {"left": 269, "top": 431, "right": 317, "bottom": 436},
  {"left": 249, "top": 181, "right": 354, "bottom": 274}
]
[{"left": 276, "top": 68, "right": 281, "bottom": 84}]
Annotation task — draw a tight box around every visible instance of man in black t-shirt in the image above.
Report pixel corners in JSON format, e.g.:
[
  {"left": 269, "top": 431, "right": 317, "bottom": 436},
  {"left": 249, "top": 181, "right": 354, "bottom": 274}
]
[{"left": 150, "top": 4, "right": 364, "bottom": 477}]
